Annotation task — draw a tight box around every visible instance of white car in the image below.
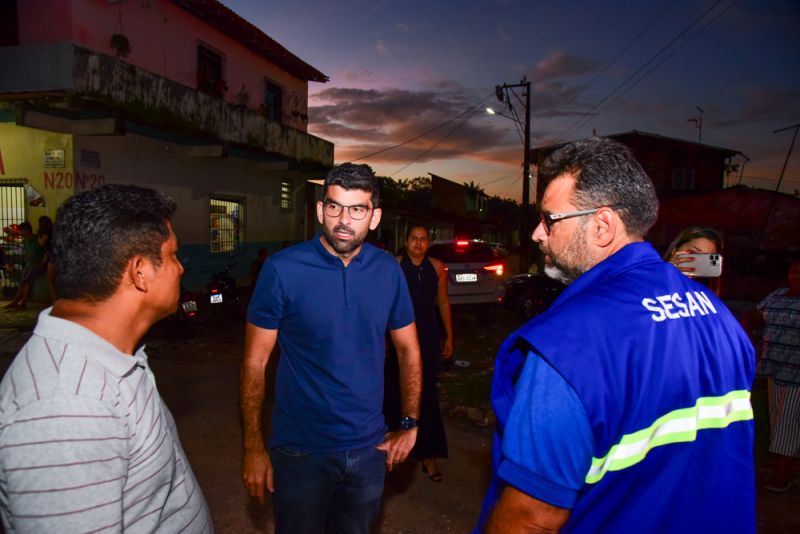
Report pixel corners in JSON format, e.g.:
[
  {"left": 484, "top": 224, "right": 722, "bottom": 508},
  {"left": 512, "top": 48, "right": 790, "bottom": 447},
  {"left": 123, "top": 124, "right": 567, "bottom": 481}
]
[{"left": 427, "top": 239, "right": 506, "bottom": 322}]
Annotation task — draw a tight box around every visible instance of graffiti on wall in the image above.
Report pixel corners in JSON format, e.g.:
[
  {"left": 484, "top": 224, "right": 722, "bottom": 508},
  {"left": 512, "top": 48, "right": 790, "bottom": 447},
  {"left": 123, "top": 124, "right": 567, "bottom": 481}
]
[{"left": 43, "top": 171, "right": 105, "bottom": 191}]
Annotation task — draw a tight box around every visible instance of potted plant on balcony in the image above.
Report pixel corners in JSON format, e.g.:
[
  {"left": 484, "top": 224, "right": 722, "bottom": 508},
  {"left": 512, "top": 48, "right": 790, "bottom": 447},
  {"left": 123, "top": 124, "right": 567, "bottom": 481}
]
[{"left": 110, "top": 33, "right": 130, "bottom": 58}]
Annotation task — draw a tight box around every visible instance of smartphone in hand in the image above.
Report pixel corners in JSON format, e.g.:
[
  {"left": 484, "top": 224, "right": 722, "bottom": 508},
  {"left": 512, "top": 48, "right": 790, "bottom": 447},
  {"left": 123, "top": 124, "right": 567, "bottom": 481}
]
[{"left": 676, "top": 253, "right": 723, "bottom": 278}]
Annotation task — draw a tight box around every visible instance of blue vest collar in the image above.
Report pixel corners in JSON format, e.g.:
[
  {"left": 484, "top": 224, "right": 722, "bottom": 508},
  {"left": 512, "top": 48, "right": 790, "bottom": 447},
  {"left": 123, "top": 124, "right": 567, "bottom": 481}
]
[{"left": 548, "top": 241, "right": 661, "bottom": 312}]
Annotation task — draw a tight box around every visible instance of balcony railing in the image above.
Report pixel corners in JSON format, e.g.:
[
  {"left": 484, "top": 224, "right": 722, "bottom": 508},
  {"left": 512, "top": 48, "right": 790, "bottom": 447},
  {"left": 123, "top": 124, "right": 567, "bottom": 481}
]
[{"left": 0, "top": 42, "right": 333, "bottom": 168}]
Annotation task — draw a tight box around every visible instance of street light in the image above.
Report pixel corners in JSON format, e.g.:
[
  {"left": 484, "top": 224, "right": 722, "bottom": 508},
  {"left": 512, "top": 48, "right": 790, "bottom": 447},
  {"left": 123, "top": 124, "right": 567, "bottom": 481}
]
[
  {"left": 486, "top": 107, "right": 518, "bottom": 124},
  {"left": 488, "top": 78, "right": 532, "bottom": 273}
]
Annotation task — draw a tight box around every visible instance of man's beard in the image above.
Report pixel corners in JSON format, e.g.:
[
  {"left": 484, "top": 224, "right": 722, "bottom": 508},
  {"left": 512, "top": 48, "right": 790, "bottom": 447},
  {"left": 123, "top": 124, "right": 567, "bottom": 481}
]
[
  {"left": 322, "top": 223, "right": 366, "bottom": 255},
  {"left": 540, "top": 229, "right": 592, "bottom": 285}
]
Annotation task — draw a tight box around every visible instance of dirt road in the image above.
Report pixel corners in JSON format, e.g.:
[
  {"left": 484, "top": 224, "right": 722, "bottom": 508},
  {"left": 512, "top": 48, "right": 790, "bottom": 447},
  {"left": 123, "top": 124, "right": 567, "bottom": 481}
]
[
  {"left": 148, "top": 355, "right": 492, "bottom": 533},
  {"left": 2, "top": 303, "right": 798, "bottom": 532}
]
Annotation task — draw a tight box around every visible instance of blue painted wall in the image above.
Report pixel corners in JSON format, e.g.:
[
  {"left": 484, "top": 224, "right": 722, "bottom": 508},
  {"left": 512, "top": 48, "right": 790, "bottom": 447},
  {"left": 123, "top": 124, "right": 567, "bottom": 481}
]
[{"left": 178, "top": 240, "right": 298, "bottom": 291}]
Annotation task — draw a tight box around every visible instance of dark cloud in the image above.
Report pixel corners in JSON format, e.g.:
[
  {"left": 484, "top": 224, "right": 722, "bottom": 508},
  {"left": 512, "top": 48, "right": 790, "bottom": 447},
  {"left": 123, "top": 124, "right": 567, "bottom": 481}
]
[
  {"left": 308, "top": 83, "right": 516, "bottom": 164},
  {"left": 471, "top": 146, "right": 526, "bottom": 166},
  {"left": 532, "top": 80, "right": 594, "bottom": 118},
  {"left": 307, "top": 115, "right": 387, "bottom": 143},
  {"left": 715, "top": 86, "right": 800, "bottom": 127},
  {"left": 531, "top": 51, "right": 597, "bottom": 82}
]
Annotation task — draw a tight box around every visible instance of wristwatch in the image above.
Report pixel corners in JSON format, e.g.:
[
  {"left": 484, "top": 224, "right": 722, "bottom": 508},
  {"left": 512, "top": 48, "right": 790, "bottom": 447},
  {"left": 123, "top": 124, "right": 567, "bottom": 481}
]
[{"left": 400, "top": 416, "right": 418, "bottom": 430}]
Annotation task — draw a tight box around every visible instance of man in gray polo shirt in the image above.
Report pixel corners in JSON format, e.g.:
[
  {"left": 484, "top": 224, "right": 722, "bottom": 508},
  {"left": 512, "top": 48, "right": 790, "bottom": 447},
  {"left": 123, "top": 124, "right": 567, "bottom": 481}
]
[{"left": 0, "top": 185, "right": 211, "bottom": 533}]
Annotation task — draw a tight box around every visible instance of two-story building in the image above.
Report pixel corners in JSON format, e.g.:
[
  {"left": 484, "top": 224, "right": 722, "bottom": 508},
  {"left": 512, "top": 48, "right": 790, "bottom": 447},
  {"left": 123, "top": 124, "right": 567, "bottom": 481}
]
[{"left": 0, "top": 0, "right": 333, "bottom": 289}]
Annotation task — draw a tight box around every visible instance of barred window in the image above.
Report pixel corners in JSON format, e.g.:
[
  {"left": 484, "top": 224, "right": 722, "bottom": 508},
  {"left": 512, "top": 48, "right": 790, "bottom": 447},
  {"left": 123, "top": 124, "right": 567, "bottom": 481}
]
[
  {"left": 0, "top": 179, "right": 27, "bottom": 232},
  {"left": 281, "top": 180, "right": 292, "bottom": 210},
  {"left": 0, "top": 179, "right": 28, "bottom": 291},
  {"left": 210, "top": 196, "right": 244, "bottom": 253}
]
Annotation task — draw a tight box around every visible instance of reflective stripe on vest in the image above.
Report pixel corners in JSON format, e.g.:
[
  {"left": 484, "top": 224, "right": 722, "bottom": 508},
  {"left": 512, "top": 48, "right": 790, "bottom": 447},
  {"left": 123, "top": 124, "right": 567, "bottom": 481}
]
[{"left": 585, "top": 390, "right": 753, "bottom": 484}]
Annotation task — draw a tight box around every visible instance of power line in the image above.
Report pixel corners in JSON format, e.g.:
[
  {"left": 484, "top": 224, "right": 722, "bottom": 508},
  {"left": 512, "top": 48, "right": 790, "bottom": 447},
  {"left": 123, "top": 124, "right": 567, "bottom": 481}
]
[
  {"left": 557, "top": 0, "right": 732, "bottom": 141},
  {"left": 348, "top": 93, "right": 493, "bottom": 163},
  {"left": 554, "top": 0, "right": 730, "bottom": 143},
  {"left": 612, "top": 1, "right": 738, "bottom": 105},
  {"left": 481, "top": 172, "right": 516, "bottom": 187},
  {"left": 499, "top": 175, "right": 522, "bottom": 197},
  {"left": 536, "top": 0, "right": 677, "bottom": 135},
  {"left": 389, "top": 100, "right": 486, "bottom": 176}
]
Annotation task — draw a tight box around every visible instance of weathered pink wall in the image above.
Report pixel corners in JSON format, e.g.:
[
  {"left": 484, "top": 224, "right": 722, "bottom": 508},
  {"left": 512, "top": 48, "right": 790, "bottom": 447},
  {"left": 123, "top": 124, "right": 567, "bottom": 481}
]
[
  {"left": 16, "top": 0, "right": 310, "bottom": 131},
  {"left": 17, "top": 0, "right": 72, "bottom": 42}
]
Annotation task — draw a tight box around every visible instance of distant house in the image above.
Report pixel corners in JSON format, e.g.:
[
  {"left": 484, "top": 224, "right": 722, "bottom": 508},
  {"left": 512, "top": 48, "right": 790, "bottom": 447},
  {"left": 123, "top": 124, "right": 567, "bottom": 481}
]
[
  {"left": 358, "top": 173, "right": 513, "bottom": 253},
  {"left": 531, "top": 130, "right": 740, "bottom": 203},
  {"left": 0, "top": 0, "right": 332, "bottom": 288}
]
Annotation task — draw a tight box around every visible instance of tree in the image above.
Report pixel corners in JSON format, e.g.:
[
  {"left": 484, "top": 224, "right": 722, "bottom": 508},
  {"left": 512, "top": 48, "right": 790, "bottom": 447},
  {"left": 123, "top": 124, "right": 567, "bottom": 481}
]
[
  {"left": 407, "top": 177, "right": 431, "bottom": 209},
  {"left": 462, "top": 180, "right": 485, "bottom": 194},
  {"left": 377, "top": 176, "right": 405, "bottom": 208},
  {"left": 487, "top": 195, "right": 520, "bottom": 226},
  {"left": 376, "top": 175, "right": 431, "bottom": 211}
]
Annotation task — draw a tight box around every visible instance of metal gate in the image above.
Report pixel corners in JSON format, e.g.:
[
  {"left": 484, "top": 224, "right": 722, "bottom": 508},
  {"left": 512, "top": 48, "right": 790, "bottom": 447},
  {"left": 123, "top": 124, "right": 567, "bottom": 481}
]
[{"left": 0, "top": 178, "right": 28, "bottom": 292}]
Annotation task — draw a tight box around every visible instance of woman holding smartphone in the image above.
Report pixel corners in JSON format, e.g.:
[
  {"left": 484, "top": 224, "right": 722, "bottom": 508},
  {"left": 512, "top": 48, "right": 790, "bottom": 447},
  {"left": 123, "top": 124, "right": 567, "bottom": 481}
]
[{"left": 663, "top": 225, "right": 723, "bottom": 295}]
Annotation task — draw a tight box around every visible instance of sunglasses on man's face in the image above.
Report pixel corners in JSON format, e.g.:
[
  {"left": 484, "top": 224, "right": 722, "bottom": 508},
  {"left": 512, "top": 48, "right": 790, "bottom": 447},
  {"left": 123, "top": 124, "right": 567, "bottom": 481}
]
[{"left": 539, "top": 205, "right": 621, "bottom": 235}]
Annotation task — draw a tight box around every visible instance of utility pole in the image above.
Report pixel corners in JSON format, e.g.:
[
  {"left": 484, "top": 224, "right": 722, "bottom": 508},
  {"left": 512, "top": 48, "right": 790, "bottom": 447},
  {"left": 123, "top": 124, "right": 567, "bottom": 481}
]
[
  {"left": 687, "top": 106, "right": 704, "bottom": 144},
  {"left": 773, "top": 122, "right": 800, "bottom": 193},
  {"left": 494, "top": 78, "right": 532, "bottom": 273},
  {"left": 736, "top": 154, "right": 750, "bottom": 186},
  {"left": 755, "top": 123, "right": 799, "bottom": 252}
]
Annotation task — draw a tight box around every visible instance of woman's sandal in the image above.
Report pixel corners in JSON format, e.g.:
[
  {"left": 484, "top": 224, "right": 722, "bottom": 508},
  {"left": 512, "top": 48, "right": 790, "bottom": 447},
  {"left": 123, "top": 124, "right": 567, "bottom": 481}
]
[{"left": 422, "top": 460, "right": 444, "bottom": 483}]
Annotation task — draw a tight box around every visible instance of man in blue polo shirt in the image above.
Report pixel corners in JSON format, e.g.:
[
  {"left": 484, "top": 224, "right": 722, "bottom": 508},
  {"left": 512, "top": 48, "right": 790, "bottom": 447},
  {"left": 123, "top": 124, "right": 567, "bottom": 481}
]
[
  {"left": 476, "top": 138, "right": 755, "bottom": 532},
  {"left": 241, "top": 163, "right": 422, "bottom": 534}
]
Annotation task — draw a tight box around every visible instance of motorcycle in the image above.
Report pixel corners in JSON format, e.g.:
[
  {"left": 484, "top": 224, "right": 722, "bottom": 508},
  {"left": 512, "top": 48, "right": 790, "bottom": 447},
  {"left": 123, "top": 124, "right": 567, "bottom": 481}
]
[
  {"left": 206, "top": 262, "right": 239, "bottom": 320},
  {"left": 175, "top": 262, "right": 204, "bottom": 334},
  {"left": 179, "top": 286, "right": 202, "bottom": 321}
]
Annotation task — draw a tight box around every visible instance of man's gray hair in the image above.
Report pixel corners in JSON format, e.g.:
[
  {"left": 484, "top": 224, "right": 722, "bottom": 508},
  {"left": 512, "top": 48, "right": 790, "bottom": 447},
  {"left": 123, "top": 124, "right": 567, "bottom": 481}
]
[{"left": 539, "top": 137, "right": 659, "bottom": 237}]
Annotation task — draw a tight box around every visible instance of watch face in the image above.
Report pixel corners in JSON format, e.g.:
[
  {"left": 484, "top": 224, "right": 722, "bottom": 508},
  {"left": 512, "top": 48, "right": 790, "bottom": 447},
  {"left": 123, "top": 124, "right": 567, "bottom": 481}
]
[{"left": 400, "top": 417, "right": 417, "bottom": 430}]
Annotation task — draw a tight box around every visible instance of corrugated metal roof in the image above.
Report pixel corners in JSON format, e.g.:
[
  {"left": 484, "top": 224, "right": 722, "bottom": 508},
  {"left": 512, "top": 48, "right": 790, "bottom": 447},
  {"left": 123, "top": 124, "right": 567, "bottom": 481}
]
[{"left": 170, "top": 0, "right": 328, "bottom": 83}]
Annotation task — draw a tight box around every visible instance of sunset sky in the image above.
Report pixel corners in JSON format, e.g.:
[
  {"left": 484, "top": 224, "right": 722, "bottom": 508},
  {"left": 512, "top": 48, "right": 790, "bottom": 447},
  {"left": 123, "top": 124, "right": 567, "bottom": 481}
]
[{"left": 223, "top": 0, "right": 799, "bottom": 201}]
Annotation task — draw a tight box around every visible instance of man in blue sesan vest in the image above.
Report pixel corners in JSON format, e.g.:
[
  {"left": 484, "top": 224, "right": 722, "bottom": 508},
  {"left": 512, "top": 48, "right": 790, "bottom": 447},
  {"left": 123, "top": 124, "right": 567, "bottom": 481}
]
[{"left": 476, "top": 137, "right": 755, "bottom": 533}]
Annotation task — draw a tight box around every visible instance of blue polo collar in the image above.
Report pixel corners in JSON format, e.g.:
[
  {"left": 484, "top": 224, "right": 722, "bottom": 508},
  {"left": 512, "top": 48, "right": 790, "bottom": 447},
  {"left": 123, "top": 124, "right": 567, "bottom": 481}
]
[{"left": 313, "top": 233, "right": 367, "bottom": 266}]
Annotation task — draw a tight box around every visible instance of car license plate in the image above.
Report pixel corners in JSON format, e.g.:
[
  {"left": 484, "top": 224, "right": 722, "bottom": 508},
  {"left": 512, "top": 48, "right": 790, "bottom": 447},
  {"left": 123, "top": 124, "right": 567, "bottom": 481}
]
[
  {"left": 455, "top": 273, "right": 478, "bottom": 283},
  {"left": 210, "top": 293, "right": 223, "bottom": 304},
  {"left": 181, "top": 300, "right": 198, "bottom": 313}
]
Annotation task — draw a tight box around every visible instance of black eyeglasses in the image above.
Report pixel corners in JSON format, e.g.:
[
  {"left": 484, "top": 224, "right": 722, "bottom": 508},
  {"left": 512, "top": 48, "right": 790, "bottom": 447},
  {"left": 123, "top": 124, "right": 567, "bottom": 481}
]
[
  {"left": 539, "top": 206, "right": 618, "bottom": 235},
  {"left": 322, "top": 200, "right": 373, "bottom": 220}
]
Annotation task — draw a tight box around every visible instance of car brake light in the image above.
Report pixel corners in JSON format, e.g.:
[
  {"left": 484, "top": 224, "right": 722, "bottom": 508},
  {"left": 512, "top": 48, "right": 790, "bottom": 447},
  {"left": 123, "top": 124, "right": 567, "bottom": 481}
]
[
  {"left": 456, "top": 240, "right": 470, "bottom": 246},
  {"left": 484, "top": 263, "right": 504, "bottom": 276}
]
